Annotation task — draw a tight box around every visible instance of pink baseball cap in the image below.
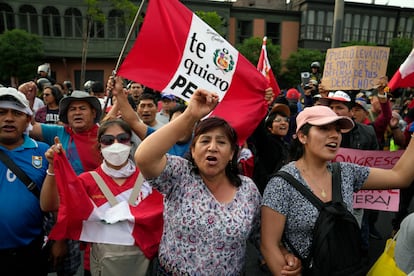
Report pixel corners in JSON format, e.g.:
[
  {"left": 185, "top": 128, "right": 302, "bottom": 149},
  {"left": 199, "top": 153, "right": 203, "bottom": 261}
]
[{"left": 296, "top": 105, "right": 354, "bottom": 133}]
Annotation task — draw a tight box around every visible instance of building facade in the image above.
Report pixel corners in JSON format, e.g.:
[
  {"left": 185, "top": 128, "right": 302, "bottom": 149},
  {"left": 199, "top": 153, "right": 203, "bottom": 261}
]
[{"left": 0, "top": 0, "right": 412, "bottom": 88}]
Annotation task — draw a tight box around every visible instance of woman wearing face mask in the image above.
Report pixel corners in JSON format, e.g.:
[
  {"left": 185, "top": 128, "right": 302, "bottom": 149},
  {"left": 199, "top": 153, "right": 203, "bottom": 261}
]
[{"left": 41, "top": 119, "right": 164, "bottom": 276}]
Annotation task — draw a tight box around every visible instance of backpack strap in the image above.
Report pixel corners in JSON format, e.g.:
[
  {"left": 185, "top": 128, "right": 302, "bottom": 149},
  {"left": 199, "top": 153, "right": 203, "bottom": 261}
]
[
  {"left": 90, "top": 171, "right": 145, "bottom": 207},
  {"left": 128, "top": 173, "right": 144, "bottom": 206},
  {"left": 0, "top": 150, "right": 40, "bottom": 198},
  {"left": 276, "top": 171, "right": 324, "bottom": 210},
  {"left": 331, "top": 162, "right": 343, "bottom": 203},
  {"left": 90, "top": 171, "right": 118, "bottom": 207}
]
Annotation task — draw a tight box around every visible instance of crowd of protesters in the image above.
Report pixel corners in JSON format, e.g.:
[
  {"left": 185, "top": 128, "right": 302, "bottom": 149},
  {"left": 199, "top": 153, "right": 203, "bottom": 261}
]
[{"left": 1, "top": 61, "right": 414, "bottom": 276}]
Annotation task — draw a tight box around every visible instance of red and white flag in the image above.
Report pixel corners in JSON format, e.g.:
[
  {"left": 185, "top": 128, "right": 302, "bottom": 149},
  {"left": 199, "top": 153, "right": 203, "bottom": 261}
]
[
  {"left": 49, "top": 153, "right": 164, "bottom": 259},
  {"left": 257, "top": 36, "right": 280, "bottom": 97},
  {"left": 388, "top": 48, "right": 414, "bottom": 91},
  {"left": 117, "top": 0, "right": 269, "bottom": 144}
]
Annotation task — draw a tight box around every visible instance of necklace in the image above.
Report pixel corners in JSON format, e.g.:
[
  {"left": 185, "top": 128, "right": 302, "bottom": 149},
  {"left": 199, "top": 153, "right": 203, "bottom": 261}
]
[{"left": 298, "top": 163, "right": 329, "bottom": 199}]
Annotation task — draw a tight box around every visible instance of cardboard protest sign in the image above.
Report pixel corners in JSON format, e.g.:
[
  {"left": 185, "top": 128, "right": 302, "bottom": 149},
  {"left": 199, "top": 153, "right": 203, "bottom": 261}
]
[
  {"left": 333, "top": 148, "right": 403, "bottom": 211},
  {"left": 322, "top": 46, "right": 390, "bottom": 90}
]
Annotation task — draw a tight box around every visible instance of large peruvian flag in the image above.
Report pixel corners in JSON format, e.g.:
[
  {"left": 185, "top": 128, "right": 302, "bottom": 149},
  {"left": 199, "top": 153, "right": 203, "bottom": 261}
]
[
  {"left": 117, "top": 0, "right": 269, "bottom": 144},
  {"left": 388, "top": 48, "right": 414, "bottom": 91},
  {"left": 49, "top": 153, "right": 164, "bottom": 259},
  {"left": 257, "top": 36, "right": 281, "bottom": 98}
]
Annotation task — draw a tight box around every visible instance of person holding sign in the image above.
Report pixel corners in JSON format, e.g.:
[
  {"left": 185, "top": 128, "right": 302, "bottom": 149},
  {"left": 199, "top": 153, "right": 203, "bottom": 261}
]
[
  {"left": 261, "top": 104, "right": 414, "bottom": 275},
  {"left": 135, "top": 89, "right": 301, "bottom": 275}
]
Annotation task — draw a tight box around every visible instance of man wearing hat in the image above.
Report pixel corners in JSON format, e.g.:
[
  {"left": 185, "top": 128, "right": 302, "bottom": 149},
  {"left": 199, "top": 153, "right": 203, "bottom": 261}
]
[
  {"left": 31, "top": 90, "right": 103, "bottom": 275},
  {"left": 0, "top": 87, "right": 50, "bottom": 275},
  {"left": 156, "top": 93, "right": 177, "bottom": 125}
]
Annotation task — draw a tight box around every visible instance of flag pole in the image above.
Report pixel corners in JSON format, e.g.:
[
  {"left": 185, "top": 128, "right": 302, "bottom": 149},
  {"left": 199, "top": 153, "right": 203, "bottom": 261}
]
[
  {"left": 114, "top": 0, "right": 146, "bottom": 74},
  {"left": 102, "top": 0, "right": 146, "bottom": 120}
]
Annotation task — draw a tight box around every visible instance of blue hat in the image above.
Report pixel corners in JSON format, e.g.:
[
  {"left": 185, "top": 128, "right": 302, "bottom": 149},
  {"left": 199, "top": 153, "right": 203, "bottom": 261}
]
[{"left": 161, "top": 93, "right": 175, "bottom": 101}]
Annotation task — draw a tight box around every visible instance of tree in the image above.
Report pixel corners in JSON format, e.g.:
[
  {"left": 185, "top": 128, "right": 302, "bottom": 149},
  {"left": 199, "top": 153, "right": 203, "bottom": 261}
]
[
  {"left": 0, "top": 29, "right": 44, "bottom": 87},
  {"left": 280, "top": 48, "right": 325, "bottom": 89},
  {"left": 80, "top": 0, "right": 139, "bottom": 89},
  {"left": 236, "top": 37, "right": 281, "bottom": 77},
  {"left": 387, "top": 37, "right": 413, "bottom": 78},
  {"left": 196, "top": 11, "right": 225, "bottom": 36}
]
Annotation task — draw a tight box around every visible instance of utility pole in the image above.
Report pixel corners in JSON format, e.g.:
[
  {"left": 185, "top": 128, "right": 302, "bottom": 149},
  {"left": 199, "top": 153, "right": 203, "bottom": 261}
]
[{"left": 331, "top": 0, "right": 344, "bottom": 48}]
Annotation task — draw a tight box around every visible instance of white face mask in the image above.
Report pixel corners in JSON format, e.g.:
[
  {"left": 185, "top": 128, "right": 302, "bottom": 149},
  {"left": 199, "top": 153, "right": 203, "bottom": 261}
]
[{"left": 101, "top": 143, "right": 132, "bottom": 166}]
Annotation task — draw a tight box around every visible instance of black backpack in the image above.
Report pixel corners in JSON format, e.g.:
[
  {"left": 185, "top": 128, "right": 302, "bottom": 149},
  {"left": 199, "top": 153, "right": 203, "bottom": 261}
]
[{"left": 275, "top": 163, "right": 366, "bottom": 276}]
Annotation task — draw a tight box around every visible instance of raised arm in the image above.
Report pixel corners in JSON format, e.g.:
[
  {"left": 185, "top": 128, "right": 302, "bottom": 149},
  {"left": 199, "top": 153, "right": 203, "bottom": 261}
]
[
  {"left": 363, "top": 134, "right": 414, "bottom": 190},
  {"left": 135, "top": 89, "right": 219, "bottom": 179},
  {"left": 107, "top": 76, "right": 148, "bottom": 140},
  {"left": 40, "top": 136, "right": 62, "bottom": 211}
]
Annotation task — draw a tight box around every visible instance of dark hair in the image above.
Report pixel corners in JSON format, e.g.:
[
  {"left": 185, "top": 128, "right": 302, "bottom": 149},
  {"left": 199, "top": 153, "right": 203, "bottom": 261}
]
[
  {"left": 44, "top": 85, "right": 64, "bottom": 105},
  {"left": 289, "top": 123, "right": 312, "bottom": 161},
  {"left": 91, "top": 81, "right": 104, "bottom": 94},
  {"left": 265, "top": 110, "right": 289, "bottom": 129},
  {"left": 137, "top": 92, "right": 157, "bottom": 106},
  {"left": 169, "top": 104, "right": 187, "bottom": 121},
  {"left": 189, "top": 117, "right": 241, "bottom": 187},
  {"left": 97, "top": 119, "right": 133, "bottom": 151}
]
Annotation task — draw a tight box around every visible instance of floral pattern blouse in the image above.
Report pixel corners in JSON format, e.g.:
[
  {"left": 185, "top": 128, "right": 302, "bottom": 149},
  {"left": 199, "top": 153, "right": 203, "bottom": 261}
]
[{"left": 146, "top": 154, "right": 261, "bottom": 275}]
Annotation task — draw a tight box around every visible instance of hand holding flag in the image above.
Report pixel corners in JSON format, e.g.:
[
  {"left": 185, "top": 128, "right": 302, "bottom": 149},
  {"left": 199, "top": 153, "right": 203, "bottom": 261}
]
[
  {"left": 257, "top": 36, "right": 281, "bottom": 98},
  {"left": 117, "top": 0, "right": 270, "bottom": 144}
]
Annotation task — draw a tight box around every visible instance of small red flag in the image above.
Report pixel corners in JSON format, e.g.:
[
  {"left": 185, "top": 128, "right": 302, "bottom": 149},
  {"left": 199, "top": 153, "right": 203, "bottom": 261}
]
[{"left": 257, "top": 37, "right": 281, "bottom": 97}]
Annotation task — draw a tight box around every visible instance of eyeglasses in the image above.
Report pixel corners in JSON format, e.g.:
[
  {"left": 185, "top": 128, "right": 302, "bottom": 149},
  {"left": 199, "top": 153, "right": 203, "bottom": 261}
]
[
  {"left": 100, "top": 133, "right": 131, "bottom": 146},
  {"left": 43, "top": 93, "right": 52, "bottom": 97},
  {"left": 273, "top": 117, "right": 290, "bottom": 123}
]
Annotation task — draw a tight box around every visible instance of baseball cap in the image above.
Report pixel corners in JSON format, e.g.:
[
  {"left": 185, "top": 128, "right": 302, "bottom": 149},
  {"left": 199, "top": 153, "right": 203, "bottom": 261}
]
[
  {"left": 296, "top": 105, "right": 354, "bottom": 133},
  {"left": 0, "top": 87, "right": 33, "bottom": 116},
  {"left": 319, "top": 90, "right": 351, "bottom": 106},
  {"left": 354, "top": 97, "right": 369, "bottom": 112},
  {"left": 286, "top": 88, "right": 301, "bottom": 100},
  {"left": 270, "top": 103, "right": 290, "bottom": 117},
  {"left": 161, "top": 93, "right": 175, "bottom": 101}
]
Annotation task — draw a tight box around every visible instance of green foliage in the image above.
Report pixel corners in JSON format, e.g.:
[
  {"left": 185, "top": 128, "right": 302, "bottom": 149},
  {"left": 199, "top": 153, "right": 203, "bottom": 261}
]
[
  {"left": 0, "top": 29, "right": 43, "bottom": 81},
  {"left": 196, "top": 11, "right": 225, "bottom": 36},
  {"left": 280, "top": 48, "right": 325, "bottom": 88},
  {"left": 85, "top": 0, "right": 106, "bottom": 22},
  {"left": 109, "top": 0, "right": 139, "bottom": 25},
  {"left": 236, "top": 37, "right": 281, "bottom": 76},
  {"left": 387, "top": 37, "right": 413, "bottom": 78}
]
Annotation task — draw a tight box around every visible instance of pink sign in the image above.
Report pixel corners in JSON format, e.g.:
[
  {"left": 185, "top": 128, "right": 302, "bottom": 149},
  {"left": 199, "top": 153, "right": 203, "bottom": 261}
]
[{"left": 333, "top": 148, "right": 404, "bottom": 212}]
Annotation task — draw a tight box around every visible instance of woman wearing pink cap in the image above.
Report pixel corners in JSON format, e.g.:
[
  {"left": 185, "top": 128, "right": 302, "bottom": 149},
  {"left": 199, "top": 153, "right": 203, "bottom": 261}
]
[{"left": 261, "top": 105, "right": 414, "bottom": 275}]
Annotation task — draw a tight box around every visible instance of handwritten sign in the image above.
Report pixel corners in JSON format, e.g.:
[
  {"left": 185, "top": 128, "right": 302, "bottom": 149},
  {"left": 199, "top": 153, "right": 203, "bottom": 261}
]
[
  {"left": 333, "top": 148, "right": 403, "bottom": 211},
  {"left": 322, "top": 46, "right": 390, "bottom": 90}
]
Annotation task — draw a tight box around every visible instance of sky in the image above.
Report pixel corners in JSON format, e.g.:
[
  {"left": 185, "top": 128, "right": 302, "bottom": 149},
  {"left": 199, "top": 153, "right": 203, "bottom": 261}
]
[{"left": 346, "top": 0, "right": 414, "bottom": 8}]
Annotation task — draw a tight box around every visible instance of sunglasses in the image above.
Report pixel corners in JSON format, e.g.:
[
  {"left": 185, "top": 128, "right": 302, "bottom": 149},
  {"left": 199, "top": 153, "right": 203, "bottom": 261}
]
[
  {"left": 43, "top": 93, "right": 52, "bottom": 97},
  {"left": 273, "top": 117, "right": 290, "bottom": 123},
  {"left": 100, "top": 133, "right": 131, "bottom": 146}
]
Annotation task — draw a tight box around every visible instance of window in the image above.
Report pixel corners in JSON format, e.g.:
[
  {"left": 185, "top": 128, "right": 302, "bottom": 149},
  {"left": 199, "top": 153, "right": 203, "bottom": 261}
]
[
  {"left": 18, "top": 5, "right": 38, "bottom": 34},
  {"left": 64, "top": 8, "right": 82, "bottom": 38},
  {"left": 237, "top": 20, "right": 252, "bottom": 44},
  {"left": 352, "top": 14, "right": 360, "bottom": 41},
  {"left": 108, "top": 10, "right": 126, "bottom": 38},
  {"left": 386, "top": 18, "right": 395, "bottom": 45},
  {"left": 325, "top": 11, "right": 333, "bottom": 41},
  {"left": 266, "top": 22, "right": 280, "bottom": 44},
  {"left": 369, "top": 16, "right": 378, "bottom": 43},
  {"left": 344, "top": 13, "right": 352, "bottom": 41},
  {"left": 315, "top": 11, "right": 325, "bottom": 40},
  {"left": 378, "top": 16, "right": 387, "bottom": 44},
  {"left": 42, "top": 6, "right": 61, "bottom": 36},
  {"left": 0, "top": 3, "right": 15, "bottom": 33},
  {"left": 361, "top": 15, "right": 369, "bottom": 41},
  {"left": 406, "top": 17, "right": 413, "bottom": 38},
  {"left": 306, "top": 10, "right": 315, "bottom": 39}
]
